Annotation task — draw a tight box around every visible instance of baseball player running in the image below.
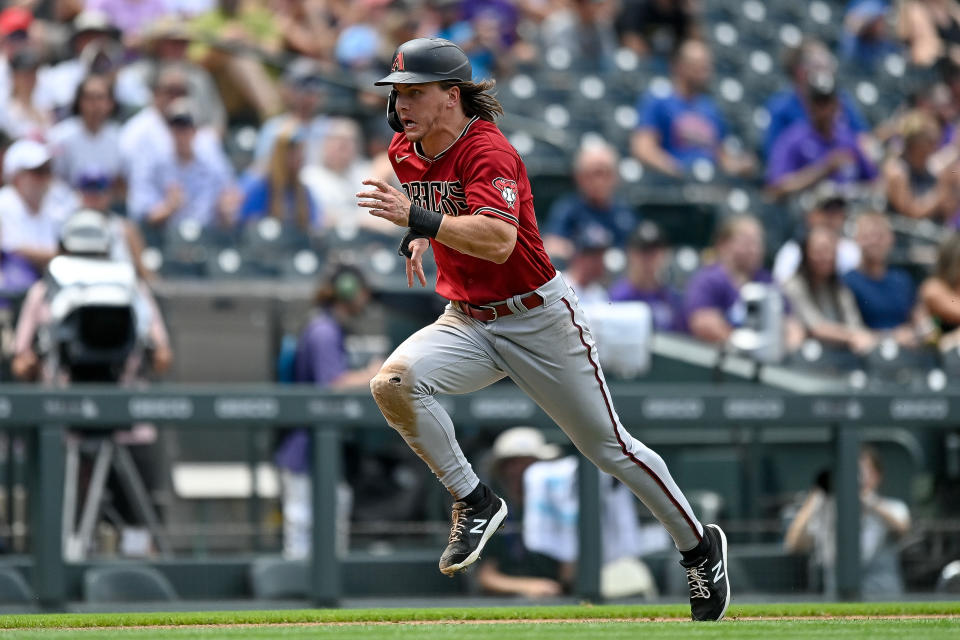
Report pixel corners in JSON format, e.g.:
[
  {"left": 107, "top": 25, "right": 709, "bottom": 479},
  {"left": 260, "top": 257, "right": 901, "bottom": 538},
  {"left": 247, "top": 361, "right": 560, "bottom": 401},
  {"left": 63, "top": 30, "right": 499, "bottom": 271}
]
[{"left": 356, "top": 38, "right": 729, "bottom": 621}]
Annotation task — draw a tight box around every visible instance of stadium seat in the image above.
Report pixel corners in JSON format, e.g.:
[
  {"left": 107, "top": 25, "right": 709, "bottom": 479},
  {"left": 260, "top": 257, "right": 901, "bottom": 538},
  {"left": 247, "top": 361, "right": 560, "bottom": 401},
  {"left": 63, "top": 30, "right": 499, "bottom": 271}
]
[
  {"left": 83, "top": 566, "right": 178, "bottom": 602},
  {"left": 249, "top": 557, "right": 310, "bottom": 599},
  {"left": 0, "top": 568, "right": 32, "bottom": 604}
]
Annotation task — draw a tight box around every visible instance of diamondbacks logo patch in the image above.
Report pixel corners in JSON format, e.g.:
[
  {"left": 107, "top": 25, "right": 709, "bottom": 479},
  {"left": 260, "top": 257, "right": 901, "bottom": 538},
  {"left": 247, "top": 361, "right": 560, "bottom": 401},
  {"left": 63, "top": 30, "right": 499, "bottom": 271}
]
[
  {"left": 391, "top": 52, "right": 405, "bottom": 72},
  {"left": 492, "top": 177, "right": 518, "bottom": 209}
]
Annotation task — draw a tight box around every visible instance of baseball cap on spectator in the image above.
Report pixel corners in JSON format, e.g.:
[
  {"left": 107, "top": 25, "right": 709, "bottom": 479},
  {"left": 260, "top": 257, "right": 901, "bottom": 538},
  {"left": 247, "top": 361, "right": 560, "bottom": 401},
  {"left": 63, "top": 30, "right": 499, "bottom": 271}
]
[
  {"left": 807, "top": 70, "right": 837, "bottom": 101},
  {"left": 848, "top": 0, "right": 888, "bottom": 32},
  {"left": 808, "top": 181, "right": 848, "bottom": 212},
  {"left": 283, "top": 57, "right": 325, "bottom": 91},
  {"left": 59, "top": 209, "right": 111, "bottom": 255},
  {"left": 76, "top": 171, "right": 113, "bottom": 192},
  {"left": 0, "top": 7, "right": 32, "bottom": 37},
  {"left": 491, "top": 427, "right": 561, "bottom": 462},
  {"left": 165, "top": 98, "right": 196, "bottom": 128},
  {"left": 628, "top": 221, "right": 668, "bottom": 251},
  {"left": 3, "top": 139, "right": 50, "bottom": 180},
  {"left": 573, "top": 224, "right": 614, "bottom": 253},
  {"left": 335, "top": 24, "right": 380, "bottom": 68}
]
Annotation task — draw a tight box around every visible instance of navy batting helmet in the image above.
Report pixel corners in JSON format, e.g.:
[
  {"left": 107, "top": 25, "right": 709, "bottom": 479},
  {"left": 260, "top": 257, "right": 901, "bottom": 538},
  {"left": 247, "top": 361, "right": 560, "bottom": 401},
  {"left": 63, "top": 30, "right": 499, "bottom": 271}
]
[
  {"left": 376, "top": 38, "right": 472, "bottom": 133},
  {"left": 375, "top": 38, "right": 472, "bottom": 86}
]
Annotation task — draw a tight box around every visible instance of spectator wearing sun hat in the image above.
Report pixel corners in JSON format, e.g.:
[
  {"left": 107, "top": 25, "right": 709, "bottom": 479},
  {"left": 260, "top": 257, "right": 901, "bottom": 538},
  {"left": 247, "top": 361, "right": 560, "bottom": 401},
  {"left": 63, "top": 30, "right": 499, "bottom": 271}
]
[{"left": 476, "top": 426, "right": 662, "bottom": 600}]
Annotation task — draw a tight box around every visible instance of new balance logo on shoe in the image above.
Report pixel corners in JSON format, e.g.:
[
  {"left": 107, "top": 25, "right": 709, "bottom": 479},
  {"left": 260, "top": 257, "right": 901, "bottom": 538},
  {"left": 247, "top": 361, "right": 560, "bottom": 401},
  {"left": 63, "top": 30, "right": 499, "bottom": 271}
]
[
  {"left": 712, "top": 560, "right": 725, "bottom": 584},
  {"left": 469, "top": 518, "right": 488, "bottom": 534}
]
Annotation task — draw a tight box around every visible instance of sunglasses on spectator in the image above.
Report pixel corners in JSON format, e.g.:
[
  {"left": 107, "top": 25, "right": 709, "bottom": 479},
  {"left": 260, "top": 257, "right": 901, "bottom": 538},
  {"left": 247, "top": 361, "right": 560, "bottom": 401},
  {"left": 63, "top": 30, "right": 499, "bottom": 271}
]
[
  {"left": 27, "top": 163, "right": 52, "bottom": 176},
  {"left": 159, "top": 84, "right": 188, "bottom": 97},
  {"left": 78, "top": 177, "right": 111, "bottom": 191}
]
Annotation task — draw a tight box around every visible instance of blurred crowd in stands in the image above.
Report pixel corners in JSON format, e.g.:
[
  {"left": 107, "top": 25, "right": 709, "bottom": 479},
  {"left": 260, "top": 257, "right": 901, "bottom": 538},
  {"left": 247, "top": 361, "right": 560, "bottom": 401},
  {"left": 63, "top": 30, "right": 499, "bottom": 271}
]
[
  {"left": 3, "top": 0, "right": 960, "bottom": 379},
  {"left": 2, "top": 0, "right": 960, "bottom": 598}
]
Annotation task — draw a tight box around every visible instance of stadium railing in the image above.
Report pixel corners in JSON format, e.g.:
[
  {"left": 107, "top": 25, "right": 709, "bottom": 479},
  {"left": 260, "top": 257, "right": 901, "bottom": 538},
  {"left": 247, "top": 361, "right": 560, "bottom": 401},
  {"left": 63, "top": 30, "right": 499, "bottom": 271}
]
[{"left": 0, "top": 384, "right": 956, "bottom": 610}]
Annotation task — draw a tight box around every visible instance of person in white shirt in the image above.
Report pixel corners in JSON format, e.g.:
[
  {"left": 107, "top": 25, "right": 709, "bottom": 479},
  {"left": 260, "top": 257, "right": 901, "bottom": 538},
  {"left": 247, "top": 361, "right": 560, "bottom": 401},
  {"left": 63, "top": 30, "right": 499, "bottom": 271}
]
[
  {"left": 773, "top": 189, "right": 861, "bottom": 284},
  {"left": 120, "top": 64, "right": 230, "bottom": 219},
  {"left": 128, "top": 98, "right": 238, "bottom": 229},
  {"left": 251, "top": 58, "right": 330, "bottom": 173},
  {"left": 300, "top": 117, "right": 397, "bottom": 239},
  {"left": 785, "top": 445, "right": 911, "bottom": 597},
  {"left": 47, "top": 74, "right": 123, "bottom": 187},
  {"left": 0, "top": 48, "right": 54, "bottom": 140},
  {"left": 0, "top": 139, "right": 77, "bottom": 276}
]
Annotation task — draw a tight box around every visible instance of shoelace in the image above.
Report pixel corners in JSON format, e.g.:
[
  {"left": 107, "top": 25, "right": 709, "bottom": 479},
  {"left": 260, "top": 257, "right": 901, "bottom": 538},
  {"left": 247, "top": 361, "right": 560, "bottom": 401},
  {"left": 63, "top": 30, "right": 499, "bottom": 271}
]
[
  {"left": 685, "top": 562, "right": 711, "bottom": 600},
  {"left": 448, "top": 502, "right": 469, "bottom": 544}
]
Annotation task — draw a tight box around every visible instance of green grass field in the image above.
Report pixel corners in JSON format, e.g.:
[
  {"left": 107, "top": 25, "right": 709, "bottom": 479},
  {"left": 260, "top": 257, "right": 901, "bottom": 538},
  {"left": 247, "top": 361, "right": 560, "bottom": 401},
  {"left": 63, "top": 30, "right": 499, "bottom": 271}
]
[{"left": 0, "top": 602, "right": 957, "bottom": 640}]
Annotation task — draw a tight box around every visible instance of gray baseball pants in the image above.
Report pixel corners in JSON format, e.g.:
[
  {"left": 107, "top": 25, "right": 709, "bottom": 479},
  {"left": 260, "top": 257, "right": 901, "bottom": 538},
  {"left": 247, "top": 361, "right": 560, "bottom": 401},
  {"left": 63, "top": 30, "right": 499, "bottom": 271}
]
[{"left": 370, "top": 272, "right": 704, "bottom": 551}]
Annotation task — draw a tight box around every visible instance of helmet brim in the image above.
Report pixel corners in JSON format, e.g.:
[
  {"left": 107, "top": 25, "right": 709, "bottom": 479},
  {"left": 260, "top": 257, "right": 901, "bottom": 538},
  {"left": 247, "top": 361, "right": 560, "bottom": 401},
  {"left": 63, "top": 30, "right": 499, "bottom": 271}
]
[{"left": 374, "top": 71, "right": 466, "bottom": 86}]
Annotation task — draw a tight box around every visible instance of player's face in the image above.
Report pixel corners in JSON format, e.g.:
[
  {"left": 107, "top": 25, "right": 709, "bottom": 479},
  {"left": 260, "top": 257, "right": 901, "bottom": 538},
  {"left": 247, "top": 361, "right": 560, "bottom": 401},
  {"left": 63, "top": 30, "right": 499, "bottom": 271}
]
[{"left": 393, "top": 83, "right": 449, "bottom": 141}]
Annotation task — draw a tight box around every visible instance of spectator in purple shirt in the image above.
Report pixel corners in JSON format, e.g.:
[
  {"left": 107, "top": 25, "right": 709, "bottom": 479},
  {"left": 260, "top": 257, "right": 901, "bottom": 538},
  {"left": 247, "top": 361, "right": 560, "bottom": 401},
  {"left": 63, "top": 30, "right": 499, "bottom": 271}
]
[
  {"left": 274, "top": 264, "right": 384, "bottom": 558},
  {"left": 684, "top": 215, "right": 805, "bottom": 348},
  {"left": 608, "top": 221, "right": 685, "bottom": 332},
  {"left": 767, "top": 72, "right": 878, "bottom": 200}
]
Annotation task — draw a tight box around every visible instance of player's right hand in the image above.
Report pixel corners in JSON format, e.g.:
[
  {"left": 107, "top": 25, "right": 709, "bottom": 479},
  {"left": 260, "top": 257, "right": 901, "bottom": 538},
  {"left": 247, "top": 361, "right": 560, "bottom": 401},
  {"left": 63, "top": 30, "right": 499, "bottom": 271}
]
[{"left": 406, "top": 237, "right": 428, "bottom": 288}]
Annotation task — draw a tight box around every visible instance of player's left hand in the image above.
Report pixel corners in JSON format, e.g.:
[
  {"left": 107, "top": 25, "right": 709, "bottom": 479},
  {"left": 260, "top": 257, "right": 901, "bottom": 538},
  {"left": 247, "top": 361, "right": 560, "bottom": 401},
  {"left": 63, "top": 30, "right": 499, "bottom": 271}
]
[
  {"left": 357, "top": 179, "right": 411, "bottom": 227},
  {"left": 405, "top": 237, "right": 429, "bottom": 288}
]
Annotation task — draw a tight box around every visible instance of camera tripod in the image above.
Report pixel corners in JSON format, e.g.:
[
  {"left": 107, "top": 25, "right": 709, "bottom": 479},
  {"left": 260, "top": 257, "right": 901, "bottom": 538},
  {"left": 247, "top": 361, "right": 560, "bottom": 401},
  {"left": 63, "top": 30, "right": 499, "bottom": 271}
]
[{"left": 62, "top": 433, "right": 172, "bottom": 560}]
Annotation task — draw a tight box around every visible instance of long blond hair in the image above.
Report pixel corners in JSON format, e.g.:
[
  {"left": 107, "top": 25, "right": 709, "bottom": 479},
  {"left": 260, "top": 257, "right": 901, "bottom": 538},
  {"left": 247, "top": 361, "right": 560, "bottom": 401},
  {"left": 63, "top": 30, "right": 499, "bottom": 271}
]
[{"left": 268, "top": 122, "right": 311, "bottom": 231}]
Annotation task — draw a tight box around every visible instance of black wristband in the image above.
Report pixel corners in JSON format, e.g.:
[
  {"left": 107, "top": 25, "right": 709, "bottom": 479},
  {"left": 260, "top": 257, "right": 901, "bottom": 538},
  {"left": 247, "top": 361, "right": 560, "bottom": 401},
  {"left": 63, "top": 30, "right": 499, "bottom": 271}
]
[
  {"left": 408, "top": 204, "right": 443, "bottom": 238},
  {"left": 398, "top": 229, "right": 429, "bottom": 258}
]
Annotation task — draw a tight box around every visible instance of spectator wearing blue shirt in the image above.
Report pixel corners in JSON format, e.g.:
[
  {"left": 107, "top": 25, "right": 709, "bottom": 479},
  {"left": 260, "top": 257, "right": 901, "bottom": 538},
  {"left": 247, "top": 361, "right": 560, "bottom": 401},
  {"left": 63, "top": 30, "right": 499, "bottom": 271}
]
[
  {"left": 239, "top": 124, "right": 319, "bottom": 231},
  {"left": 766, "top": 72, "right": 877, "bottom": 200},
  {"left": 763, "top": 39, "right": 870, "bottom": 160},
  {"left": 542, "top": 141, "right": 637, "bottom": 260},
  {"left": 841, "top": 1, "right": 900, "bottom": 72},
  {"left": 844, "top": 211, "right": 929, "bottom": 346},
  {"left": 632, "top": 40, "right": 754, "bottom": 178},
  {"left": 128, "top": 98, "right": 239, "bottom": 229}
]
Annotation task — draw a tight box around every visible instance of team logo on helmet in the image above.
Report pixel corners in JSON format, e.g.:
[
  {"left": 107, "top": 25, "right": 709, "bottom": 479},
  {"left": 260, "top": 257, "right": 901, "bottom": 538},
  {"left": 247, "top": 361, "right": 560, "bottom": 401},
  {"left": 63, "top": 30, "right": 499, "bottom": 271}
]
[
  {"left": 492, "top": 177, "right": 518, "bottom": 209},
  {"left": 391, "top": 52, "right": 405, "bottom": 72}
]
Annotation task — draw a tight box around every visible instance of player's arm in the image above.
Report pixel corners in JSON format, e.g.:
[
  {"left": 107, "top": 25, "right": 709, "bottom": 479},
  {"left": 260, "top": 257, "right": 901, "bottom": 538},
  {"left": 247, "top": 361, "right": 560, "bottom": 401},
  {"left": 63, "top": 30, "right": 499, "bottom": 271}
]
[
  {"left": 434, "top": 214, "right": 516, "bottom": 264},
  {"left": 357, "top": 178, "right": 517, "bottom": 264}
]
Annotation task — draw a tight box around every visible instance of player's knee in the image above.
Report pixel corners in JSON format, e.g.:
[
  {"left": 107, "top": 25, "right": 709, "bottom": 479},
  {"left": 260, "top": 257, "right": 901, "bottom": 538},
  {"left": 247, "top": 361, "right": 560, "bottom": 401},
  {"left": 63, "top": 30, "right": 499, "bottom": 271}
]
[{"left": 370, "top": 363, "right": 417, "bottom": 435}]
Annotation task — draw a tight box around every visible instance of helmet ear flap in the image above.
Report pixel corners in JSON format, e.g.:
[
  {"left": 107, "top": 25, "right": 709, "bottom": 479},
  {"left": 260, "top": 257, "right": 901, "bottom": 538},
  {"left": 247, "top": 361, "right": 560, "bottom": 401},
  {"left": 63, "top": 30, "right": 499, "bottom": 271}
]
[{"left": 387, "top": 89, "right": 403, "bottom": 133}]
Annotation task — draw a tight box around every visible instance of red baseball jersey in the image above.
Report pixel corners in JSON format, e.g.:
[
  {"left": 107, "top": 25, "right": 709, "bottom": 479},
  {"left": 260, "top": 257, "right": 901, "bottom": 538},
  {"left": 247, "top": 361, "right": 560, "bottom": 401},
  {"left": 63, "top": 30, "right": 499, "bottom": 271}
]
[{"left": 388, "top": 117, "right": 555, "bottom": 305}]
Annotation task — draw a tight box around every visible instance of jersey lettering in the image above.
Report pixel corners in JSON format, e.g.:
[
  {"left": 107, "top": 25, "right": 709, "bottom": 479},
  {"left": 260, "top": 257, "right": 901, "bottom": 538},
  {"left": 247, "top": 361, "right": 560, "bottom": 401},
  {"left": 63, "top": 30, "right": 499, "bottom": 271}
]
[{"left": 402, "top": 180, "right": 469, "bottom": 216}]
